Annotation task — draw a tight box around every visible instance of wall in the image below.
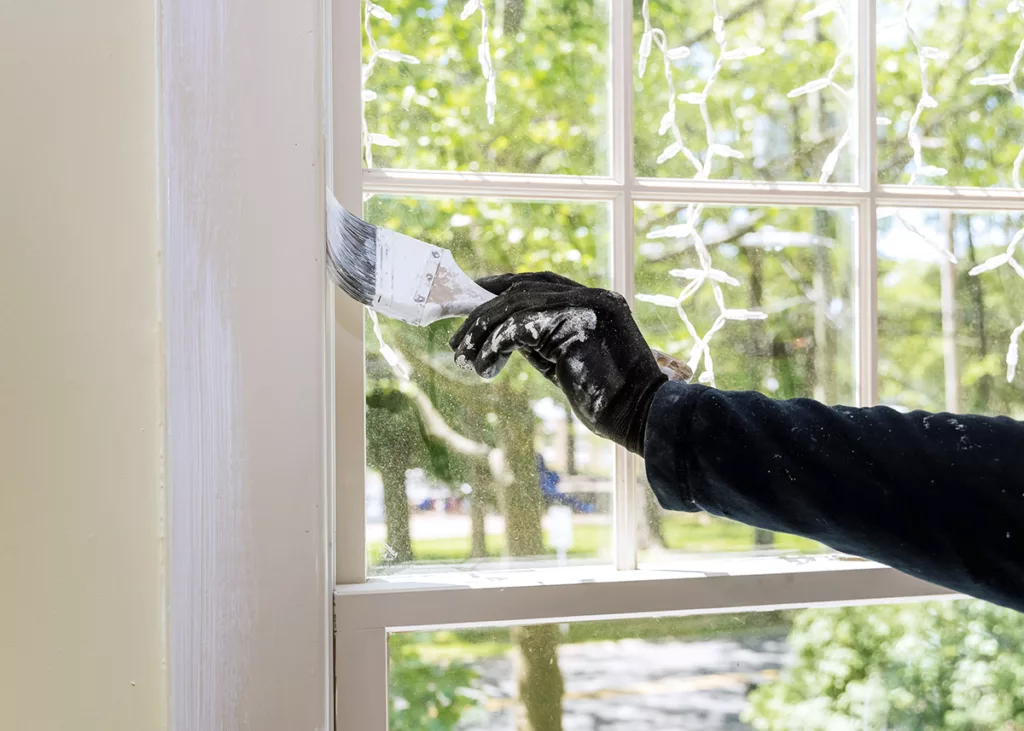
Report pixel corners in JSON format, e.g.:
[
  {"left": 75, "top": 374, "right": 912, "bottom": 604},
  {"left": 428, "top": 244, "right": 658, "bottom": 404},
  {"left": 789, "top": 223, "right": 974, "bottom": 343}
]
[{"left": 0, "top": 1, "right": 167, "bottom": 730}]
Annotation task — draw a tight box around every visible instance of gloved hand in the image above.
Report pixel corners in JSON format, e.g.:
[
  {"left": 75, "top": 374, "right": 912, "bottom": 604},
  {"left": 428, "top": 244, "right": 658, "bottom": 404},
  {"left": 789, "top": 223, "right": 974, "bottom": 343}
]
[{"left": 449, "top": 272, "right": 667, "bottom": 455}]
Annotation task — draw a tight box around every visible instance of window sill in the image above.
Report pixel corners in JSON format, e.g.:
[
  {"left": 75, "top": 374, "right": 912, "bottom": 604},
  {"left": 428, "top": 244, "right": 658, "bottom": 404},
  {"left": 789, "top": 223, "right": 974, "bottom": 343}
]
[{"left": 334, "top": 553, "right": 956, "bottom": 631}]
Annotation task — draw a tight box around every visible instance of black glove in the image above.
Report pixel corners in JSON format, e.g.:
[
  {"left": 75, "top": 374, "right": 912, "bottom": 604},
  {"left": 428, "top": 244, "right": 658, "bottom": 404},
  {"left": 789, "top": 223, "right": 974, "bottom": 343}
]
[{"left": 449, "top": 272, "right": 667, "bottom": 455}]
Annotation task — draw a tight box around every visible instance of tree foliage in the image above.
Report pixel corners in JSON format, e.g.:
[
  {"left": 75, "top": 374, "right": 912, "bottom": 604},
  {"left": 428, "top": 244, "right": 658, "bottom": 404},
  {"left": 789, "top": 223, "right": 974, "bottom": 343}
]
[
  {"left": 745, "top": 601, "right": 1024, "bottom": 730},
  {"left": 389, "top": 633, "right": 481, "bottom": 731}
]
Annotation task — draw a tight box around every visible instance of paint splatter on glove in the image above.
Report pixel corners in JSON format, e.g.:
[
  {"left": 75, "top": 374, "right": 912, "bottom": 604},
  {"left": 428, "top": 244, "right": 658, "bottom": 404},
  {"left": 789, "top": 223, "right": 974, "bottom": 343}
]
[{"left": 449, "top": 272, "right": 667, "bottom": 455}]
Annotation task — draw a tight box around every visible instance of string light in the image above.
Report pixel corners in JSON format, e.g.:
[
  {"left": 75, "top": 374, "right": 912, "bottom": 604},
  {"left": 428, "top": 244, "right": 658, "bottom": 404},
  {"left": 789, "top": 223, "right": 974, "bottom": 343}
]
[
  {"left": 361, "top": 0, "right": 421, "bottom": 167},
  {"left": 461, "top": 0, "right": 497, "bottom": 124},
  {"left": 636, "top": 0, "right": 767, "bottom": 385},
  {"left": 787, "top": 0, "right": 852, "bottom": 183},
  {"left": 965, "top": 3, "right": 1024, "bottom": 381}
]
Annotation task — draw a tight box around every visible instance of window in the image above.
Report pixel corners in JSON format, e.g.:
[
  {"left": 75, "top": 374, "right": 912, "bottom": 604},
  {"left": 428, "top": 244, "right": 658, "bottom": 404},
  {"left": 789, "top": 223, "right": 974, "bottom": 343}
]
[
  {"left": 389, "top": 598, "right": 1024, "bottom": 729},
  {"left": 331, "top": 0, "right": 1024, "bottom": 725}
]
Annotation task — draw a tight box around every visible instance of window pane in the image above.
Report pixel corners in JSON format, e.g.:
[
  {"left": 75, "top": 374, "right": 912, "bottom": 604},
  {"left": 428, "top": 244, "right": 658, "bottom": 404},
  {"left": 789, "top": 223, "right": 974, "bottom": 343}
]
[
  {"left": 878, "top": 209, "right": 1024, "bottom": 416},
  {"left": 634, "top": 0, "right": 854, "bottom": 183},
  {"left": 389, "top": 598, "right": 1020, "bottom": 730},
  {"left": 362, "top": 197, "right": 613, "bottom": 575},
  {"left": 361, "top": 0, "right": 610, "bottom": 175},
  {"left": 877, "top": 0, "right": 1024, "bottom": 188},
  {"left": 633, "top": 203, "right": 855, "bottom": 561}
]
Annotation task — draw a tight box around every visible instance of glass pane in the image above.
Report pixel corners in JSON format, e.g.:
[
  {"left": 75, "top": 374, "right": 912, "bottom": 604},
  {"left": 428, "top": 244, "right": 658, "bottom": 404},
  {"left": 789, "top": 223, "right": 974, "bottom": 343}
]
[
  {"left": 361, "top": 0, "right": 610, "bottom": 175},
  {"left": 634, "top": 203, "right": 855, "bottom": 561},
  {"left": 877, "top": 0, "right": 1024, "bottom": 188},
  {"left": 389, "top": 598, "right": 1022, "bottom": 730},
  {"left": 878, "top": 209, "right": 1024, "bottom": 417},
  {"left": 363, "top": 197, "right": 613, "bottom": 575},
  {"left": 634, "top": 0, "right": 854, "bottom": 183}
]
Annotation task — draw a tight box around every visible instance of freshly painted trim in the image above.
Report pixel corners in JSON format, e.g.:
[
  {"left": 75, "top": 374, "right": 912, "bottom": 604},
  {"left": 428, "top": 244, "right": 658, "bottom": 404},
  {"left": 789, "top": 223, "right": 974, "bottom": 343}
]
[
  {"left": 611, "top": 192, "right": 638, "bottom": 571},
  {"left": 162, "top": 0, "right": 333, "bottom": 728},
  {"left": 335, "top": 629, "right": 389, "bottom": 731},
  {"left": 335, "top": 557, "right": 956, "bottom": 631},
  {"left": 332, "top": 0, "right": 370, "bottom": 586},
  {"left": 610, "top": 0, "right": 639, "bottom": 571},
  {"left": 364, "top": 169, "right": 1024, "bottom": 210}
]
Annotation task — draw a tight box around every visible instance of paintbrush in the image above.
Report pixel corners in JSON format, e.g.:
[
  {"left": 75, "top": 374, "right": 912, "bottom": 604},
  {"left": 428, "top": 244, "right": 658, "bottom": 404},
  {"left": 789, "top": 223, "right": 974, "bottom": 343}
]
[{"left": 326, "top": 190, "right": 692, "bottom": 381}]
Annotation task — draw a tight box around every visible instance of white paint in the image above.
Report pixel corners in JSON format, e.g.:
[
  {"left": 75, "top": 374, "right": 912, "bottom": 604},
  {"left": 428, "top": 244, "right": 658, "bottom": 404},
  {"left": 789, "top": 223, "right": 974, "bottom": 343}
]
[
  {"left": 335, "top": 629, "right": 389, "bottom": 731},
  {"left": 335, "top": 557, "right": 956, "bottom": 632},
  {"left": 332, "top": 0, "right": 370, "bottom": 587},
  {"left": 162, "top": 0, "right": 332, "bottom": 729},
  {"left": 0, "top": 1, "right": 166, "bottom": 728}
]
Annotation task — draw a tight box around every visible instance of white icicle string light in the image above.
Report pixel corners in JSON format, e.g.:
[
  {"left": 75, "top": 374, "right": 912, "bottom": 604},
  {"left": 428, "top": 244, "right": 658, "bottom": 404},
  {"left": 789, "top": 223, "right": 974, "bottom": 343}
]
[
  {"left": 963, "top": 4, "right": 1024, "bottom": 382},
  {"left": 461, "top": 0, "right": 496, "bottom": 124},
  {"left": 361, "top": 0, "right": 421, "bottom": 167},
  {"left": 786, "top": 0, "right": 853, "bottom": 183},
  {"left": 967, "top": 6, "right": 1024, "bottom": 187},
  {"left": 901, "top": 0, "right": 948, "bottom": 183},
  {"left": 641, "top": 0, "right": 703, "bottom": 171},
  {"left": 637, "top": 204, "right": 768, "bottom": 386},
  {"left": 636, "top": 0, "right": 766, "bottom": 385},
  {"left": 969, "top": 223, "right": 1024, "bottom": 382}
]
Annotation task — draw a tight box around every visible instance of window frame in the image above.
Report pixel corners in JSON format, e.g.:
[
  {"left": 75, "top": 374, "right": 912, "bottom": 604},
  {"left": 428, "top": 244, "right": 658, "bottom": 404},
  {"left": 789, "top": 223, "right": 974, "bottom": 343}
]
[
  {"left": 331, "top": 0, "right": 1024, "bottom": 726},
  {"left": 164, "top": 0, "right": 335, "bottom": 728}
]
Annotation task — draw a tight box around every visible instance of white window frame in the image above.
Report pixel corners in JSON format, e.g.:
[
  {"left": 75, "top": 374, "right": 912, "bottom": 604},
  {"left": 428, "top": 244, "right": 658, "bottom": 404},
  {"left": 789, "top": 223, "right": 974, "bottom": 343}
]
[
  {"left": 330, "top": 0, "right": 1023, "bottom": 727},
  {"left": 163, "top": 0, "right": 334, "bottom": 729}
]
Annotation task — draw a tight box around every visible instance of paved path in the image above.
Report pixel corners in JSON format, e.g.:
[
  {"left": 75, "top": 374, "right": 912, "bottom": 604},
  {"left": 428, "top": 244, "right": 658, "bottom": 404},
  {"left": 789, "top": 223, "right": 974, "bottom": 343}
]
[{"left": 457, "top": 633, "right": 789, "bottom": 730}]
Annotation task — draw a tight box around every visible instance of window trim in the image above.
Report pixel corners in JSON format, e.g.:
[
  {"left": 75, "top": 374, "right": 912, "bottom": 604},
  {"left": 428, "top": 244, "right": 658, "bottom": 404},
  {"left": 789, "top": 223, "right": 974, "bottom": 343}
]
[
  {"left": 335, "top": 556, "right": 957, "bottom": 632},
  {"left": 164, "top": 0, "right": 334, "bottom": 728},
  {"left": 331, "top": 0, "right": 1024, "bottom": 724}
]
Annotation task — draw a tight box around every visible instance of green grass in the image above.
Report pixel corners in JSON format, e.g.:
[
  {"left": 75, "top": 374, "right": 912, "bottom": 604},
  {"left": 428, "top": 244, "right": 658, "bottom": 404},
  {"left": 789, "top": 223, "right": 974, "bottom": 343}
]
[
  {"left": 405, "top": 610, "right": 796, "bottom": 663},
  {"left": 369, "top": 522, "right": 610, "bottom": 562},
  {"left": 658, "top": 513, "right": 820, "bottom": 554},
  {"left": 369, "top": 513, "right": 820, "bottom": 564}
]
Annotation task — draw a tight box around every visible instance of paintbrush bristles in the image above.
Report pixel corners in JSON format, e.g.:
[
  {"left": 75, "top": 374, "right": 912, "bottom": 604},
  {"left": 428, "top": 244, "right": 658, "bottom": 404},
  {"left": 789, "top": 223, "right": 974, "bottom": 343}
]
[{"left": 326, "top": 190, "right": 377, "bottom": 306}]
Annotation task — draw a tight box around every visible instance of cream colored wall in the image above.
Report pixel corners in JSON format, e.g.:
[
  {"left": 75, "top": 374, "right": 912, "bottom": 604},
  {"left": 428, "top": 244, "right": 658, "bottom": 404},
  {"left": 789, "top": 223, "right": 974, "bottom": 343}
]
[{"left": 0, "top": 1, "right": 166, "bottom": 730}]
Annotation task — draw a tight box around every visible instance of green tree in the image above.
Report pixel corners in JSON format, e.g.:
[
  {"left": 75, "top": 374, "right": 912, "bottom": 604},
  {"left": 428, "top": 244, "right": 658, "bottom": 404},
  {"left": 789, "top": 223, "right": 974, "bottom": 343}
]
[
  {"left": 366, "top": 386, "right": 421, "bottom": 562},
  {"left": 745, "top": 600, "right": 1024, "bottom": 730},
  {"left": 389, "top": 633, "right": 480, "bottom": 731}
]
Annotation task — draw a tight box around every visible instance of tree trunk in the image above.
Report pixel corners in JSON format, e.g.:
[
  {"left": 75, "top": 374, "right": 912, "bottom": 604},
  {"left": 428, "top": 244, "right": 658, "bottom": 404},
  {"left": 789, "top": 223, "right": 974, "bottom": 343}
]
[
  {"left": 643, "top": 488, "right": 666, "bottom": 549},
  {"left": 496, "top": 386, "right": 563, "bottom": 730},
  {"left": 470, "top": 469, "right": 489, "bottom": 558},
  {"left": 514, "top": 624, "right": 565, "bottom": 731},
  {"left": 382, "top": 467, "right": 414, "bottom": 563},
  {"left": 743, "top": 245, "right": 768, "bottom": 393},
  {"left": 499, "top": 0, "right": 525, "bottom": 35},
  {"left": 813, "top": 208, "right": 837, "bottom": 405},
  {"left": 746, "top": 246, "right": 775, "bottom": 550},
  {"left": 498, "top": 388, "right": 546, "bottom": 558},
  {"left": 940, "top": 211, "right": 961, "bottom": 412},
  {"left": 565, "top": 414, "right": 576, "bottom": 476},
  {"left": 965, "top": 217, "right": 992, "bottom": 411}
]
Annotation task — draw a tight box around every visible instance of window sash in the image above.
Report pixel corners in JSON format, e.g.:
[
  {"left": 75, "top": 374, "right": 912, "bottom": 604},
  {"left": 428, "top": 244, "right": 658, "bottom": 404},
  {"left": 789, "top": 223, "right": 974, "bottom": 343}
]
[
  {"left": 335, "top": 556, "right": 956, "bottom": 633},
  {"left": 333, "top": 0, "right": 1024, "bottom": 589}
]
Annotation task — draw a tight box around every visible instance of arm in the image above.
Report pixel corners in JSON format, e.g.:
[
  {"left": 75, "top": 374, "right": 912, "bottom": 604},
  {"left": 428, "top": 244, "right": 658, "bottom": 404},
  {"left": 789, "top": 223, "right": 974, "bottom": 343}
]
[
  {"left": 645, "top": 381, "right": 1024, "bottom": 612},
  {"left": 452, "top": 272, "right": 1024, "bottom": 612}
]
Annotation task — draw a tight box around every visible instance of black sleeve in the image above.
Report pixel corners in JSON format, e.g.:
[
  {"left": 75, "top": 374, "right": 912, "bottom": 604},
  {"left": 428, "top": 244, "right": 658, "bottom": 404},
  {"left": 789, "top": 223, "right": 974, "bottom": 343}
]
[{"left": 643, "top": 381, "right": 1024, "bottom": 612}]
